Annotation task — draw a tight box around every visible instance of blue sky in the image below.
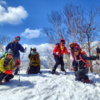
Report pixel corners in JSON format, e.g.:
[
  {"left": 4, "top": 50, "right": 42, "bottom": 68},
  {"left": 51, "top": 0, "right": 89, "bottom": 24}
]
[{"left": 0, "top": 0, "right": 100, "bottom": 46}]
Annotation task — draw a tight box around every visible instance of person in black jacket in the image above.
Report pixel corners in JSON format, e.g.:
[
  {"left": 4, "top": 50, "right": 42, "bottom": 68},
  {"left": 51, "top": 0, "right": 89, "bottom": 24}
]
[{"left": 73, "top": 48, "right": 99, "bottom": 83}]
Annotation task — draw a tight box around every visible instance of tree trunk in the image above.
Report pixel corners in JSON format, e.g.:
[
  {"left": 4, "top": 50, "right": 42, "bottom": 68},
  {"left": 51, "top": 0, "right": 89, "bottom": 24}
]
[{"left": 88, "top": 36, "right": 93, "bottom": 72}]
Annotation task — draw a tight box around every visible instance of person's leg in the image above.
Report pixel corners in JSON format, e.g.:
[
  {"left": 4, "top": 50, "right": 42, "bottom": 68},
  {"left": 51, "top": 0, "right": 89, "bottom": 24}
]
[
  {"left": 5, "top": 74, "right": 14, "bottom": 82},
  {"left": 0, "top": 71, "right": 6, "bottom": 82},
  {"left": 60, "top": 57, "right": 65, "bottom": 72},
  {"left": 80, "top": 68, "right": 89, "bottom": 82},
  {"left": 75, "top": 68, "right": 89, "bottom": 81},
  {"left": 52, "top": 55, "right": 60, "bottom": 73},
  {"left": 75, "top": 69, "right": 84, "bottom": 81},
  {"left": 35, "top": 66, "right": 40, "bottom": 74},
  {"left": 14, "top": 67, "right": 19, "bottom": 75},
  {"left": 13, "top": 57, "right": 20, "bottom": 75},
  {"left": 28, "top": 66, "right": 35, "bottom": 74}
]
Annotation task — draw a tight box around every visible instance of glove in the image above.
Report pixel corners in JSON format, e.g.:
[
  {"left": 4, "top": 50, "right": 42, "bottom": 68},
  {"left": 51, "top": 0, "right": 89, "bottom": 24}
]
[
  {"left": 5, "top": 70, "right": 13, "bottom": 75},
  {"left": 56, "top": 52, "right": 59, "bottom": 55},
  {"left": 90, "top": 56, "right": 97, "bottom": 60}
]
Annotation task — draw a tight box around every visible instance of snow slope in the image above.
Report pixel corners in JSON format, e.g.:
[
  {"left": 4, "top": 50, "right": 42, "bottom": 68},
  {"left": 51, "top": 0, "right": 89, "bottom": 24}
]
[{"left": 0, "top": 69, "right": 100, "bottom": 100}]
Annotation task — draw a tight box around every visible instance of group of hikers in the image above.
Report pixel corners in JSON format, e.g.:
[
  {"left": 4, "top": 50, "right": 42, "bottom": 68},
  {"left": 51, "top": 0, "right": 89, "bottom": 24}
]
[{"left": 0, "top": 36, "right": 99, "bottom": 84}]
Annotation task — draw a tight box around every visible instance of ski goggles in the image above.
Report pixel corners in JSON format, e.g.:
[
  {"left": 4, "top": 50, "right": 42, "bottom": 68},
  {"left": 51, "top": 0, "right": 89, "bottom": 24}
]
[{"left": 15, "top": 37, "right": 20, "bottom": 40}]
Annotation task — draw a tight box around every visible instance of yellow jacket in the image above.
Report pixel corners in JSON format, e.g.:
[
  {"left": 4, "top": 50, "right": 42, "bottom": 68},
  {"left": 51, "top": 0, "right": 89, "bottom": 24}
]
[
  {"left": 28, "top": 52, "right": 41, "bottom": 67},
  {"left": 0, "top": 57, "right": 16, "bottom": 73}
]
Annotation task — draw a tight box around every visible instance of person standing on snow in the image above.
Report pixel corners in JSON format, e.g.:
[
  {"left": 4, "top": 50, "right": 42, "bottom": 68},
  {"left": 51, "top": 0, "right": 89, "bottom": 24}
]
[
  {"left": 6, "top": 36, "right": 26, "bottom": 75},
  {"left": 73, "top": 48, "right": 99, "bottom": 83},
  {"left": 0, "top": 49, "right": 20, "bottom": 84},
  {"left": 27, "top": 47, "right": 41, "bottom": 74},
  {"left": 52, "top": 39, "right": 68, "bottom": 74}
]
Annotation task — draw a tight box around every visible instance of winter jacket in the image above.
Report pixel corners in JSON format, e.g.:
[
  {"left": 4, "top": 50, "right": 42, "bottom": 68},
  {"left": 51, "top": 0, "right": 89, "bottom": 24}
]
[
  {"left": 73, "top": 54, "right": 97, "bottom": 69},
  {"left": 53, "top": 39, "right": 68, "bottom": 58},
  {"left": 0, "top": 57, "right": 16, "bottom": 73},
  {"left": 28, "top": 52, "right": 41, "bottom": 67},
  {"left": 6, "top": 41, "right": 24, "bottom": 57}
]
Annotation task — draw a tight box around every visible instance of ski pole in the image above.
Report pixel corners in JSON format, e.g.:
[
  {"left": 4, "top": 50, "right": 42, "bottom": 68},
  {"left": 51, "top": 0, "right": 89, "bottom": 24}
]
[{"left": 18, "top": 65, "right": 21, "bottom": 86}]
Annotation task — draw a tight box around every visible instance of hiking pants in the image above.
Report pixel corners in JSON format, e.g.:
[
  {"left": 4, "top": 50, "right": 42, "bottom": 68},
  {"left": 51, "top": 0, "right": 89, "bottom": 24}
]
[
  {"left": 13, "top": 57, "right": 20, "bottom": 75},
  {"left": 52, "top": 55, "right": 65, "bottom": 72},
  {"left": 27, "top": 65, "right": 40, "bottom": 74},
  {"left": 0, "top": 71, "right": 14, "bottom": 81},
  {"left": 75, "top": 67, "right": 89, "bottom": 81}
]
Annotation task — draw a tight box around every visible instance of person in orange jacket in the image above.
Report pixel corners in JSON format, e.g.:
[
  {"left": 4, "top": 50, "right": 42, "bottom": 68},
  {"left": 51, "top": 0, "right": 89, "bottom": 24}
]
[{"left": 52, "top": 39, "right": 68, "bottom": 74}]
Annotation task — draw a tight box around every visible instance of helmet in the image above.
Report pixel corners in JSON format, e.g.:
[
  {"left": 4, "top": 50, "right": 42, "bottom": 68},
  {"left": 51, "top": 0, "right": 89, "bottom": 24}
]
[
  {"left": 15, "top": 36, "right": 20, "bottom": 41},
  {"left": 7, "top": 49, "right": 14, "bottom": 55}
]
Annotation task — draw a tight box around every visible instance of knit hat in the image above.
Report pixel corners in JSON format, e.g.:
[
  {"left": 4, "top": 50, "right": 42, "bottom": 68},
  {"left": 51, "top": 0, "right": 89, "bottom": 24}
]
[
  {"left": 73, "top": 48, "right": 80, "bottom": 52},
  {"left": 69, "top": 42, "right": 73, "bottom": 46},
  {"left": 60, "top": 39, "right": 65, "bottom": 43},
  {"left": 7, "top": 49, "right": 14, "bottom": 55},
  {"left": 33, "top": 47, "right": 36, "bottom": 51},
  {"left": 15, "top": 36, "right": 20, "bottom": 41}
]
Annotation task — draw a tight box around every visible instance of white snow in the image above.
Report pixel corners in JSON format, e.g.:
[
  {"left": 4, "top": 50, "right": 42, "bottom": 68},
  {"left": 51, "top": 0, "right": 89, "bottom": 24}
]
[{"left": 0, "top": 68, "right": 100, "bottom": 100}]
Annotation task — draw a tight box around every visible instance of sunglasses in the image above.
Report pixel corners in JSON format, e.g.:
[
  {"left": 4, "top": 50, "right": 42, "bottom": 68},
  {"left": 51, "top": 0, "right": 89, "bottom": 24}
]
[
  {"left": 33, "top": 49, "right": 36, "bottom": 51},
  {"left": 62, "top": 42, "right": 65, "bottom": 44},
  {"left": 15, "top": 38, "right": 20, "bottom": 40}
]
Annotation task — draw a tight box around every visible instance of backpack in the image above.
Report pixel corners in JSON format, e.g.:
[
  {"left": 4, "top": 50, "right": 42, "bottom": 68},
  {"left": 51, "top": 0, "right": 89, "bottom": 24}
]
[
  {"left": 53, "top": 43, "right": 65, "bottom": 55},
  {"left": 0, "top": 51, "right": 7, "bottom": 60},
  {"left": 74, "top": 53, "right": 90, "bottom": 68}
]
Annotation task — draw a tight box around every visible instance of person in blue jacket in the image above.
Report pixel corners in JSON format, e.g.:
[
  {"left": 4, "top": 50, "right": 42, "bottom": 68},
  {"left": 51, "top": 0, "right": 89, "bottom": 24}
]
[
  {"left": 73, "top": 48, "right": 99, "bottom": 83},
  {"left": 6, "top": 36, "right": 26, "bottom": 75}
]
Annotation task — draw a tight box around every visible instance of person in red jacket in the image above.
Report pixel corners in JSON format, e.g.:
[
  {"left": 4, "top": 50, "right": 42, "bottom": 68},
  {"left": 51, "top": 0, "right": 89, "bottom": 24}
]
[{"left": 52, "top": 39, "right": 68, "bottom": 74}]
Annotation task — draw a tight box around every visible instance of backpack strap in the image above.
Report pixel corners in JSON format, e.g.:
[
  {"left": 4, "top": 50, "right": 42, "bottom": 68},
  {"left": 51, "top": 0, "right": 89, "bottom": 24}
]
[{"left": 79, "top": 55, "right": 86, "bottom": 63}]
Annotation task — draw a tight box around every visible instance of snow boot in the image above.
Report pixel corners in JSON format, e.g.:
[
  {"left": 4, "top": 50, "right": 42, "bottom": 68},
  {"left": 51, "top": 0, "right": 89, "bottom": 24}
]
[
  {"left": 84, "top": 79, "right": 93, "bottom": 84},
  {"left": 5, "top": 80, "right": 10, "bottom": 82}
]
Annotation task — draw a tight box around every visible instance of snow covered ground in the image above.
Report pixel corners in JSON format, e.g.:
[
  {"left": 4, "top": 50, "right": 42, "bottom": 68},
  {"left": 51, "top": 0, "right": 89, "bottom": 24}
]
[{"left": 0, "top": 68, "right": 100, "bottom": 100}]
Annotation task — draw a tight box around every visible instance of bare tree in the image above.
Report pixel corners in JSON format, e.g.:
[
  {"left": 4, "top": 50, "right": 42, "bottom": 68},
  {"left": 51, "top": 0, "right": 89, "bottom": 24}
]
[
  {"left": 44, "top": 10, "right": 71, "bottom": 68},
  {"left": 44, "top": 4, "right": 100, "bottom": 72},
  {"left": 77, "top": 8, "right": 100, "bottom": 72}
]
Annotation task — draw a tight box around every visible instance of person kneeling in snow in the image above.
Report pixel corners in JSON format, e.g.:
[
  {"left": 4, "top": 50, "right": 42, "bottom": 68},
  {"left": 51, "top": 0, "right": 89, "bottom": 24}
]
[
  {"left": 27, "top": 48, "right": 41, "bottom": 74},
  {"left": 0, "top": 49, "right": 20, "bottom": 84},
  {"left": 73, "top": 48, "right": 99, "bottom": 83}
]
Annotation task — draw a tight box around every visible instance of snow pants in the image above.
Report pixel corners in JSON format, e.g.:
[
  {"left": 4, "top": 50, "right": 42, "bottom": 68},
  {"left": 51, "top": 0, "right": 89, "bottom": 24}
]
[
  {"left": 0, "top": 71, "right": 14, "bottom": 81},
  {"left": 75, "top": 68, "right": 89, "bottom": 81},
  {"left": 27, "top": 65, "right": 40, "bottom": 74},
  {"left": 52, "top": 55, "right": 65, "bottom": 72},
  {"left": 13, "top": 57, "right": 20, "bottom": 75}
]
